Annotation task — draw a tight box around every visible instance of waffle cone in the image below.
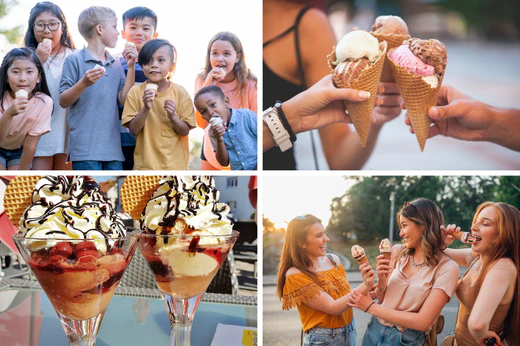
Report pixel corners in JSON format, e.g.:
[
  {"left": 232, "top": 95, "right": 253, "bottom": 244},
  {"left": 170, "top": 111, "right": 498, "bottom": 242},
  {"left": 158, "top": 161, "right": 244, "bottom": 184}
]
[
  {"left": 388, "top": 50, "right": 445, "bottom": 151},
  {"left": 4, "top": 176, "right": 42, "bottom": 226},
  {"left": 355, "top": 255, "right": 369, "bottom": 265},
  {"left": 370, "top": 32, "right": 410, "bottom": 82},
  {"left": 381, "top": 251, "right": 391, "bottom": 261},
  {"left": 120, "top": 176, "right": 161, "bottom": 220},
  {"left": 327, "top": 41, "right": 387, "bottom": 147}
]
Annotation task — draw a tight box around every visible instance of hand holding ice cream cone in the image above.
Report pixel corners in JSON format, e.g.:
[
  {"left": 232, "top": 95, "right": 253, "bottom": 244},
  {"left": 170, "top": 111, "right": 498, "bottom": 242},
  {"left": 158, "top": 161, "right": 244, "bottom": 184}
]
[
  {"left": 327, "top": 30, "right": 387, "bottom": 147},
  {"left": 143, "top": 83, "right": 159, "bottom": 109}
]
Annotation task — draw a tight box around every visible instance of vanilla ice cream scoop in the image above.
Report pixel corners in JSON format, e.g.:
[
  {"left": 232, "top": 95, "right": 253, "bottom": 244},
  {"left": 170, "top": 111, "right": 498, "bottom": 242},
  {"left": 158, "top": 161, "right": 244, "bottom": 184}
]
[
  {"left": 15, "top": 90, "right": 28, "bottom": 99},
  {"left": 42, "top": 38, "right": 53, "bottom": 46},
  {"left": 334, "top": 30, "right": 381, "bottom": 64},
  {"left": 209, "top": 117, "right": 223, "bottom": 127},
  {"left": 213, "top": 67, "right": 226, "bottom": 79},
  {"left": 124, "top": 42, "right": 136, "bottom": 48}
]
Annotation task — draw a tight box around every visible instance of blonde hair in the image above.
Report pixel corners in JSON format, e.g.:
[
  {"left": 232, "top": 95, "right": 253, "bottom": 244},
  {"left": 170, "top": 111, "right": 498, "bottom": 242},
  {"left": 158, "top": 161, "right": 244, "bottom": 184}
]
[
  {"left": 472, "top": 202, "right": 520, "bottom": 346},
  {"left": 276, "top": 214, "right": 322, "bottom": 299},
  {"left": 396, "top": 198, "right": 445, "bottom": 267},
  {"left": 78, "top": 6, "right": 116, "bottom": 39}
]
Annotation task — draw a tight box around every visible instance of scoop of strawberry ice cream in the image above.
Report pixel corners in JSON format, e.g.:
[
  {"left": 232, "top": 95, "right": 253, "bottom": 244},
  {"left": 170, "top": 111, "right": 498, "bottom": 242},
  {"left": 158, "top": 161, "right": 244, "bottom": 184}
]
[{"left": 390, "top": 45, "right": 435, "bottom": 77}]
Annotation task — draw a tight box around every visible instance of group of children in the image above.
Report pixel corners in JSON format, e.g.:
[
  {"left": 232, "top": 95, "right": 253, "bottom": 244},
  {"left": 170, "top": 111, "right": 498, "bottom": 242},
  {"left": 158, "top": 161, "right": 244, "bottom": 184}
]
[{"left": 0, "top": 3, "right": 257, "bottom": 170}]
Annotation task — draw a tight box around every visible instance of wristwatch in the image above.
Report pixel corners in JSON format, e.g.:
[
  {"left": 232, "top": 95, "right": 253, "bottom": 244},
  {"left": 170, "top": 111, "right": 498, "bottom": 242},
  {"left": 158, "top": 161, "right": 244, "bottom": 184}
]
[{"left": 263, "top": 107, "right": 292, "bottom": 152}]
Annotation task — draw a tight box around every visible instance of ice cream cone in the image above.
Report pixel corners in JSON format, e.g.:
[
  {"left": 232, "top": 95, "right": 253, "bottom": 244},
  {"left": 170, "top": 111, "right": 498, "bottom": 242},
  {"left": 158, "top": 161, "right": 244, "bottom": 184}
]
[
  {"left": 379, "top": 238, "right": 392, "bottom": 261},
  {"left": 15, "top": 90, "right": 28, "bottom": 99},
  {"left": 327, "top": 41, "right": 387, "bottom": 147},
  {"left": 4, "top": 176, "right": 42, "bottom": 226},
  {"left": 388, "top": 50, "right": 444, "bottom": 151},
  {"left": 120, "top": 176, "right": 161, "bottom": 220},
  {"left": 351, "top": 245, "right": 369, "bottom": 266},
  {"left": 453, "top": 231, "right": 469, "bottom": 243},
  {"left": 370, "top": 32, "right": 410, "bottom": 82},
  {"left": 355, "top": 255, "right": 369, "bottom": 265}
]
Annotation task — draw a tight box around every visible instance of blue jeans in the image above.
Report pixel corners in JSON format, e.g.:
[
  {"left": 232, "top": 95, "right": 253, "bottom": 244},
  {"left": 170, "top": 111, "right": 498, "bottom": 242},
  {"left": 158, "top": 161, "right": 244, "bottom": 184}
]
[
  {"left": 0, "top": 147, "right": 23, "bottom": 168},
  {"left": 362, "top": 315, "right": 425, "bottom": 346},
  {"left": 304, "top": 319, "right": 357, "bottom": 346},
  {"left": 72, "top": 160, "right": 123, "bottom": 171}
]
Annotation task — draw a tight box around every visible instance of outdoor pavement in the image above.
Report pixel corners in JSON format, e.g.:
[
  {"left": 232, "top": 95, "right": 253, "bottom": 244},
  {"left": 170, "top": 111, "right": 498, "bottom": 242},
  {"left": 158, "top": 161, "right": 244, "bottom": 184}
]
[
  {"left": 263, "top": 271, "right": 461, "bottom": 346},
  {"left": 294, "top": 41, "right": 520, "bottom": 170}
]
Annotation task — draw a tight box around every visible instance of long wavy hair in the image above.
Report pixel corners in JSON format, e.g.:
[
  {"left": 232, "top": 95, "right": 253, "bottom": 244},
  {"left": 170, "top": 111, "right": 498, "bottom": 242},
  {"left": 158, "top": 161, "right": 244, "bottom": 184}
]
[
  {"left": 0, "top": 48, "right": 51, "bottom": 111},
  {"left": 276, "top": 214, "right": 322, "bottom": 299},
  {"left": 23, "top": 2, "right": 75, "bottom": 51},
  {"left": 472, "top": 202, "right": 520, "bottom": 346},
  {"left": 198, "top": 32, "right": 257, "bottom": 107},
  {"left": 396, "top": 198, "right": 445, "bottom": 267}
]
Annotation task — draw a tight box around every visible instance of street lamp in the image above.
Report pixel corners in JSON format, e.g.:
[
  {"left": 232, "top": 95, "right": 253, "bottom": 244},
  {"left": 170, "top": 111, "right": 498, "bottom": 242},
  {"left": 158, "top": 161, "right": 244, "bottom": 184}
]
[{"left": 389, "top": 191, "right": 396, "bottom": 243}]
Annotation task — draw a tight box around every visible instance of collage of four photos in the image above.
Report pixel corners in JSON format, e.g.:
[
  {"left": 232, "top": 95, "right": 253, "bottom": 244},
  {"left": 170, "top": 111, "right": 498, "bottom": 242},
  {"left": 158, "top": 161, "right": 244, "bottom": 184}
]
[{"left": 0, "top": 0, "right": 519, "bottom": 345}]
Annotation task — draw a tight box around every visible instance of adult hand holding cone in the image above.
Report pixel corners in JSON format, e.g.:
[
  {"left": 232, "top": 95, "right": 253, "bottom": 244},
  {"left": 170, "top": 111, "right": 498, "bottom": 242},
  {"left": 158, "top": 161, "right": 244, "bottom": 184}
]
[
  {"left": 327, "top": 30, "right": 387, "bottom": 147},
  {"left": 388, "top": 38, "right": 447, "bottom": 151}
]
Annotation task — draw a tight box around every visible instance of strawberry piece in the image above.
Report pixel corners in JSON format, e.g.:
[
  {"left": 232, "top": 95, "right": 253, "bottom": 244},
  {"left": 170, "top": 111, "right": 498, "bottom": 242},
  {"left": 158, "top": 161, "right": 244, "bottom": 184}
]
[
  {"left": 50, "top": 242, "right": 73, "bottom": 258},
  {"left": 74, "top": 241, "right": 99, "bottom": 259}
]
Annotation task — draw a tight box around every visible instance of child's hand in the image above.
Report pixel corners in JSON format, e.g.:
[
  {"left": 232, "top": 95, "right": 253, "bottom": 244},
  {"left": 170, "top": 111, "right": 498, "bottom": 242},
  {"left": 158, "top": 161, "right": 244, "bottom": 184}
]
[
  {"left": 36, "top": 40, "right": 52, "bottom": 64},
  {"left": 210, "top": 123, "right": 226, "bottom": 141},
  {"left": 6, "top": 97, "right": 29, "bottom": 117},
  {"left": 142, "top": 89, "right": 156, "bottom": 110},
  {"left": 123, "top": 45, "right": 138, "bottom": 67},
  {"left": 164, "top": 99, "right": 177, "bottom": 121},
  {"left": 82, "top": 68, "right": 104, "bottom": 87},
  {"left": 204, "top": 67, "right": 226, "bottom": 86}
]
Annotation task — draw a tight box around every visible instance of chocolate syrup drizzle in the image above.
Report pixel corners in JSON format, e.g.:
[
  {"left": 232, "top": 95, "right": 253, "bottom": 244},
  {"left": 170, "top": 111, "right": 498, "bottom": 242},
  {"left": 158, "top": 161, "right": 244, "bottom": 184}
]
[
  {"left": 21, "top": 176, "right": 126, "bottom": 241},
  {"left": 140, "top": 176, "right": 232, "bottom": 235}
]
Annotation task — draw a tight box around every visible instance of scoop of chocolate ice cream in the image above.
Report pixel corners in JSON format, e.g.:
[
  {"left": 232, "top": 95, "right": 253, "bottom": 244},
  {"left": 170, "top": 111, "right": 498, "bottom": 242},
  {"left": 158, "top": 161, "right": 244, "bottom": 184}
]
[
  {"left": 407, "top": 38, "right": 447, "bottom": 77},
  {"left": 334, "top": 58, "right": 370, "bottom": 85},
  {"left": 371, "top": 16, "right": 409, "bottom": 35}
]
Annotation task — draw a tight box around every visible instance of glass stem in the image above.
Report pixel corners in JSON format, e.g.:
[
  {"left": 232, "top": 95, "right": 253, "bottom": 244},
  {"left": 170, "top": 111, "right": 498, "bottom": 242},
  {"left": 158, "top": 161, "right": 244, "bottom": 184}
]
[
  {"left": 171, "top": 323, "right": 192, "bottom": 346},
  {"left": 57, "top": 311, "right": 105, "bottom": 346}
]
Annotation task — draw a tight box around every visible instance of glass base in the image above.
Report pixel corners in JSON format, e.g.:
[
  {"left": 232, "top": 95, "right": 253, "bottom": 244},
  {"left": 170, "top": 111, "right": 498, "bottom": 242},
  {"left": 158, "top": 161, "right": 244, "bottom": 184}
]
[
  {"left": 161, "top": 292, "right": 204, "bottom": 346},
  {"left": 57, "top": 310, "right": 105, "bottom": 346}
]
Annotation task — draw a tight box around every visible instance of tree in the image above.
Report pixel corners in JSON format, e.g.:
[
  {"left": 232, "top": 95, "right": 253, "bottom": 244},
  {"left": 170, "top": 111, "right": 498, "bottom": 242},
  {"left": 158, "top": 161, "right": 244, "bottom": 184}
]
[{"left": 0, "top": 0, "right": 23, "bottom": 45}]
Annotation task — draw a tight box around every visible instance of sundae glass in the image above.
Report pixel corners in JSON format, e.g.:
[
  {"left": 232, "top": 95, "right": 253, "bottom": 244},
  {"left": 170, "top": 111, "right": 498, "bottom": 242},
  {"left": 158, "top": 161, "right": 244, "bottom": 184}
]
[
  {"left": 8, "top": 176, "right": 137, "bottom": 346},
  {"left": 121, "top": 176, "right": 239, "bottom": 346}
]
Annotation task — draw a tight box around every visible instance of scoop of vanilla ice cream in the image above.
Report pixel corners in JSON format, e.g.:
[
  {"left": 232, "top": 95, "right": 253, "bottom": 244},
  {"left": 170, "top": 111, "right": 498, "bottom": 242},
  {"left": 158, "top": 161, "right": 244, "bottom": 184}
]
[{"left": 334, "top": 30, "right": 381, "bottom": 64}]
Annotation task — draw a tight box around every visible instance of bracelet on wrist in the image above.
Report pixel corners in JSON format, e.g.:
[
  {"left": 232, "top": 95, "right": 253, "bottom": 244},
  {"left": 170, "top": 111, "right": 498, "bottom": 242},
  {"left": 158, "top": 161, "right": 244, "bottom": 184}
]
[
  {"left": 365, "top": 302, "right": 375, "bottom": 313},
  {"left": 377, "top": 286, "right": 387, "bottom": 292},
  {"left": 275, "top": 101, "right": 297, "bottom": 144}
]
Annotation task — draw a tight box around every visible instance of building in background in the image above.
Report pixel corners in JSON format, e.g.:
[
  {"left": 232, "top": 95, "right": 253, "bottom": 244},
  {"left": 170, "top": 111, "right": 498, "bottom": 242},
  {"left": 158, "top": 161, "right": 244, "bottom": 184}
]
[{"left": 214, "top": 176, "right": 255, "bottom": 221}]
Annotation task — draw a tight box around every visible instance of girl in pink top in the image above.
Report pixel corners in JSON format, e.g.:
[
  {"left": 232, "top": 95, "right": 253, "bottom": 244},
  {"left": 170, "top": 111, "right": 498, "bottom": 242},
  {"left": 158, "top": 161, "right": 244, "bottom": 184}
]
[
  {"left": 348, "top": 198, "right": 459, "bottom": 346},
  {"left": 0, "top": 48, "right": 53, "bottom": 170},
  {"left": 195, "top": 31, "right": 257, "bottom": 170},
  {"left": 442, "top": 202, "right": 519, "bottom": 346}
]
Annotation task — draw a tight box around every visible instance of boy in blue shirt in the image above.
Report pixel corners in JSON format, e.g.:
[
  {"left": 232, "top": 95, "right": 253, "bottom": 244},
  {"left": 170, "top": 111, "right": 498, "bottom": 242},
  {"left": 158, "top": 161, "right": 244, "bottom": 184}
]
[
  {"left": 59, "top": 6, "right": 134, "bottom": 170},
  {"left": 194, "top": 86, "right": 257, "bottom": 170},
  {"left": 117, "top": 7, "right": 159, "bottom": 170}
]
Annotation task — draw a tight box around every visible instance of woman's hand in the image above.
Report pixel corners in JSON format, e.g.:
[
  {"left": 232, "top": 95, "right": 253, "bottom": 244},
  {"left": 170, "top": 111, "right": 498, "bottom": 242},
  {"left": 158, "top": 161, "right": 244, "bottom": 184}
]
[
  {"left": 347, "top": 288, "right": 374, "bottom": 312},
  {"left": 477, "top": 330, "right": 504, "bottom": 346},
  {"left": 282, "top": 74, "right": 378, "bottom": 134},
  {"left": 359, "top": 262, "right": 376, "bottom": 293},
  {"left": 375, "top": 254, "right": 391, "bottom": 288},
  {"left": 440, "top": 224, "right": 460, "bottom": 248}
]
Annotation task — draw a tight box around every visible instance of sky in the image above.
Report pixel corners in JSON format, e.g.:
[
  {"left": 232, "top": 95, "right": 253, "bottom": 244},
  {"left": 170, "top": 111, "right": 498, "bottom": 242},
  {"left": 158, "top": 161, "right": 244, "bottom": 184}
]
[
  {"left": 1, "top": 0, "right": 262, "bottom": 144},
  {"left": 263, "top": 175, "right": 356, "bottom": 229}
]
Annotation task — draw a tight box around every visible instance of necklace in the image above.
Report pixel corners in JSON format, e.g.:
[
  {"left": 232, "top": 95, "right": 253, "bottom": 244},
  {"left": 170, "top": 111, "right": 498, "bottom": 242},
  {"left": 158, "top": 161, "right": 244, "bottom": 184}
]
[{"left": 411, "top": 255, "right": 427, "bottom": 268}]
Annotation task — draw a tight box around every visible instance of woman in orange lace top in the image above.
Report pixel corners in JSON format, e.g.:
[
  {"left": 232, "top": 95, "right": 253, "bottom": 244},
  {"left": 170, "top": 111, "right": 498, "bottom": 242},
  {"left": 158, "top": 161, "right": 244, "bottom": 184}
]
[
  {"left": 276, "top": 214, "right": 375, "bottom": 346},
  {"left": 442, "top": 202, "right": 520, "bottom": 346}
]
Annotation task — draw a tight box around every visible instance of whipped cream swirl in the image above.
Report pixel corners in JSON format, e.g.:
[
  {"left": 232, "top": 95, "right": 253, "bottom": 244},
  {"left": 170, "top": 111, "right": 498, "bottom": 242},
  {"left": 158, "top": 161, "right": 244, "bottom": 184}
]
[
  {"left": 20, "top": 176, "right": 126, "bottom": 253},
  {"left": 141, "top": 176, "right": 233, "bottom": 237}
]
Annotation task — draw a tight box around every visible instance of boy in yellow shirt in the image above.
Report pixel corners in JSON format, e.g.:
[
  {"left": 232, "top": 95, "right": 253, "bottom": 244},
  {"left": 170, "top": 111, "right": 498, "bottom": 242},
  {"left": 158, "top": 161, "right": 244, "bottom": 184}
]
[{"left": 122, "top": 39, "right": 195, "bottom": 170}]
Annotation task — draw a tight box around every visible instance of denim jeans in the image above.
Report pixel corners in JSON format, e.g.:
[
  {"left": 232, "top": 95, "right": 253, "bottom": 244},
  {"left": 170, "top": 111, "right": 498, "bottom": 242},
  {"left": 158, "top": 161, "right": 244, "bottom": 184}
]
[
  {"left": 72, "top": 160, "right": 123, "bottom": 171},
  {"left": 0, "top": 146, "right": 23, "bottom": 168},
  {"left": 362, "top": 315, "right": 425, "bottom": 346},
  {"left": 303, "top": 319, "right": 357, "bottom": 346}
]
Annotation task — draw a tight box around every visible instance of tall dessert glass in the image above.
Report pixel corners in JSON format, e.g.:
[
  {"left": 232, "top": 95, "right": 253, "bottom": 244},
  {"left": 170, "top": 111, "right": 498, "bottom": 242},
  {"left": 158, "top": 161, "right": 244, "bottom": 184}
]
[
  {"left": 138, "top": 231, "right": 239, "bottom": 346},
  {"left": 13, "top": 235, "right": 137, "bottom": 345}
]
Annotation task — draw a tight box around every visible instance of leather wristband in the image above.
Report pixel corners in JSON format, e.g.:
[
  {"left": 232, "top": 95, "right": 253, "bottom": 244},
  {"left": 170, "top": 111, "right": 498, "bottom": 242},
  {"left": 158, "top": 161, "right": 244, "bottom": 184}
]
[
  {"left": 275, "top": 101, "right": 297, "bottom": 143},
  {"left": 263, "top": 107, "right": 292, "bottom": 152}
]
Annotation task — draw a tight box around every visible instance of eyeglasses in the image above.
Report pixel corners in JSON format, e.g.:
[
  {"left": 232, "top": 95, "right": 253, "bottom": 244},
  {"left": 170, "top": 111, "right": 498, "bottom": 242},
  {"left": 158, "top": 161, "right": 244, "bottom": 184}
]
[{"left": 34, "top": 22, "right": 61, "bottom": 32}]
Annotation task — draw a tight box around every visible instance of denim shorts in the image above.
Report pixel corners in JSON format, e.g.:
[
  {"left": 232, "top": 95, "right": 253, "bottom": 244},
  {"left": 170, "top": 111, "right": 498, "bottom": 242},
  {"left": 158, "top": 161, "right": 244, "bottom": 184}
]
[
  {"left": 362, "top": 315, "right": 425, "bottom": 346},
  {"left": 0, "top": 146, "right": 23, "bottom": 168},
  {"left": 72, "top": 160, "right": 123, "bottom": 171},
  {"left": 304, "top": 319, "right": 357, "bottom": 346}
]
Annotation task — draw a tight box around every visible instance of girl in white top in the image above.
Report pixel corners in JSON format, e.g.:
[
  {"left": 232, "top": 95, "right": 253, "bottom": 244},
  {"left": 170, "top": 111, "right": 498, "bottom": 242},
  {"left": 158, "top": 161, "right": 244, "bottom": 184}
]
[
  {"left": 23, "top": 2, "right": 76, "bottom": 170},
  {"left": 348, "top": 198, "right": 460, "bottom": 346}
]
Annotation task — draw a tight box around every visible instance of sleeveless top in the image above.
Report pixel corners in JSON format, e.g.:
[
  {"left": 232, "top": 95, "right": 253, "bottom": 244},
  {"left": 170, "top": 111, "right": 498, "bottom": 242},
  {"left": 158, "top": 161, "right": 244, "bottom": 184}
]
[
  {"left": 454, "top": 257, "right": 511, "bottom": 346},
  {"left": 282, "top": 255, "right": 353, "bottom": 332},
  {"left": 263, "top": 7, "right": 310, "bottom": 170}
]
